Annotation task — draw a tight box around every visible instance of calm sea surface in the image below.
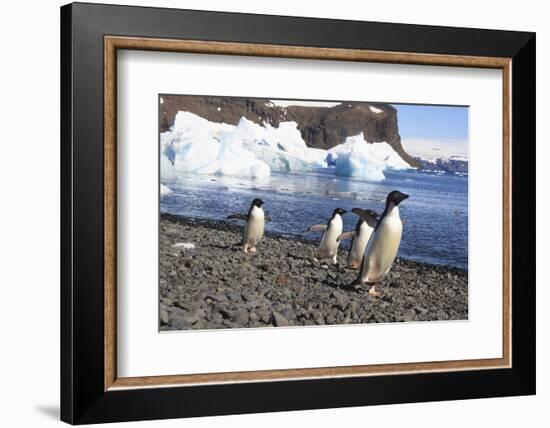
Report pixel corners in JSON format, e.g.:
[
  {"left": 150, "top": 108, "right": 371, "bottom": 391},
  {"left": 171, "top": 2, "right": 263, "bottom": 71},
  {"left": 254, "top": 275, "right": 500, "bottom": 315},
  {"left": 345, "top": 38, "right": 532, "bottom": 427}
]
[{"left": 161, "top": 169, "right": 468, "bottom": 270}]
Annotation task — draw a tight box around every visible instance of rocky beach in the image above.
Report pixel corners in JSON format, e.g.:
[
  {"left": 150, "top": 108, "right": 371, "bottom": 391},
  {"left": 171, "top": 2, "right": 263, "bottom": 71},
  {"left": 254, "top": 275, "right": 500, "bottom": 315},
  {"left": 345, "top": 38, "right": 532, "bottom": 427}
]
[{"left": 159, "top": 213, "right": 468, "bottom": 331}]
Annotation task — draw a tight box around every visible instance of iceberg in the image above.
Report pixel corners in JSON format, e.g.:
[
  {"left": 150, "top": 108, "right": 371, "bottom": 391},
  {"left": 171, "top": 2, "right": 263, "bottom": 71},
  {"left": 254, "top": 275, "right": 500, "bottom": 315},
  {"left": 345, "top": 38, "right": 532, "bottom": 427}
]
[
  {"left": 160, "top": 112, "right": 270, "bottom": 178},
  {"left": 327, "top": 133, "right": 411, "bottom": 181},
  {"left": 236, "top": 118, "right": 327, "bottom": 172},
  {"left": 159, "top": 112, "right": 410, "bottom": 181},
  {"left": 160, "top": 112, "right": 326, "bottom": 178},
  {"left": 160, "top": 148, "right": 176, "bottom": 181}
]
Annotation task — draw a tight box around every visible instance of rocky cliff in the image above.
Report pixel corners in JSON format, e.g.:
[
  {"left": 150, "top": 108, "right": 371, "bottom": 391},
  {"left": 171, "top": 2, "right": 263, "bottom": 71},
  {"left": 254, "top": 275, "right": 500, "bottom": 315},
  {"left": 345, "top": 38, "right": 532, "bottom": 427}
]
[{"left": 159, "top": 95, "right": 419, "bottom": 168}]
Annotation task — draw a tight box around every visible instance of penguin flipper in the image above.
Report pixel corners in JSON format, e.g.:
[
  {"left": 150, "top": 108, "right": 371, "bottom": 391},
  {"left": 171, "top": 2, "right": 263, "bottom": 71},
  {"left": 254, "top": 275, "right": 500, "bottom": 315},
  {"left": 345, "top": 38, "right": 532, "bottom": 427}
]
[
  {"left": 227, "top": 213, "right": 248, "bottom": 221},
  {"left": 337, "top": 231, "right": 356, "bottom": 242},
  {"left": 306, "top": 224, "right": 327, "bottom": 232},
  {"left": 351, "top": 208, "right": 379, "bottom": 228}
]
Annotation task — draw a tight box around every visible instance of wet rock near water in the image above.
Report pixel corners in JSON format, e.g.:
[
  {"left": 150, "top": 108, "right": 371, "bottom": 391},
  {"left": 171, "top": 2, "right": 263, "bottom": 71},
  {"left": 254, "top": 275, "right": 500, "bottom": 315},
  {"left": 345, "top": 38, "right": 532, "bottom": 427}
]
[{"left": 160, "top": 214, "right": 468, "bottom": 331}]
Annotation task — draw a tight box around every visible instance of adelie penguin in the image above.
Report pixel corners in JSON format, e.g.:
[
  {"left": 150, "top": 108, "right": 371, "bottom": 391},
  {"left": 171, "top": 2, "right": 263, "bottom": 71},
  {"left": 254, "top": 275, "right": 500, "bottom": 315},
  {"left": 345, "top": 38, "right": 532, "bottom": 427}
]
[
  {"left": 306, "top": 208, "right": 347, "bottom": 264},
  {"left": 227, "top": 198, "right": 268, "bottom": 254},
  {"left": 353, "top": 190, "right": 409, "bottom": 296},
  {"left": 338, "top": 209, "right": 379, "bottom": 269}
]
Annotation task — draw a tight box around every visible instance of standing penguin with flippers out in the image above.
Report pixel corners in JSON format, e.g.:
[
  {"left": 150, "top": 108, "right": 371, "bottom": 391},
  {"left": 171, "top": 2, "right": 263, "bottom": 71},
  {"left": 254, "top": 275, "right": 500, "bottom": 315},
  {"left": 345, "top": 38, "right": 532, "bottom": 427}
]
[
  {"left": 227, "top": 198, "right": 266, "bottom": 254},
  {"left": 306, "top": 208, "right": 347, "bottom": 264},
  {"left": 353, "top": 190, "right": 409, "bottom": 296},
  {"left": 338, "top": 209, "right": 379, "bottom": 269}
]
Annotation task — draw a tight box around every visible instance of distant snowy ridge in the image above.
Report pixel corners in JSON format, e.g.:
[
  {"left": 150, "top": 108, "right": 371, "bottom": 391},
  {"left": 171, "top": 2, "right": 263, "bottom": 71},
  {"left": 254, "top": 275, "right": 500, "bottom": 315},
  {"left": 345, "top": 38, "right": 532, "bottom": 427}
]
[
  {"left": 160, "top": 111, "right": 411, "bottom": 181},
  {"left": 401, "top": 137, "right": 468, "bottom": 161},
  {"left": 415, "top": 156, "right": 468, "bottom": 174}
]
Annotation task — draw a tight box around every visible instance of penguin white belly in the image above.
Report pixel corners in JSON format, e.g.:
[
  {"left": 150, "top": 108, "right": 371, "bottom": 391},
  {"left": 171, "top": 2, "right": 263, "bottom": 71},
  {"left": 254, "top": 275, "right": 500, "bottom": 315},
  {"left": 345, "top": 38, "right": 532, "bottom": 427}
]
[
  {"left": 360, "top": 210, "right": 402, "bottom": 283},
  {"left": 318, "top": 215, "right": 343, "bottom": 259},
  {"left": 244, "top": 207, "right": 264, "bottom": 247},
  {"left": 347, "top": 222, "right": 374, "bottom": 269}
]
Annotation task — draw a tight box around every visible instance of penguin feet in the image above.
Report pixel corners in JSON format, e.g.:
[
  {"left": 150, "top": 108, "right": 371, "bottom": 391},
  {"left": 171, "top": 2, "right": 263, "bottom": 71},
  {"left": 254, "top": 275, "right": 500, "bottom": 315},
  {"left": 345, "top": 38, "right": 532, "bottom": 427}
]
[
  {"left": 249, "top": 247, "right": 257, "bottom": 253},
  {"left": 347, "top": 261, "right": 360, "bottom": 270},
  {"left": 368, "top": 285, "right": 382, "bottom": 297},
  {"left": 350, "top": 282, "right": 366, "bottom": 292},
  {"left": 243, "top": 244, "right": 249, "bottom": 254}
]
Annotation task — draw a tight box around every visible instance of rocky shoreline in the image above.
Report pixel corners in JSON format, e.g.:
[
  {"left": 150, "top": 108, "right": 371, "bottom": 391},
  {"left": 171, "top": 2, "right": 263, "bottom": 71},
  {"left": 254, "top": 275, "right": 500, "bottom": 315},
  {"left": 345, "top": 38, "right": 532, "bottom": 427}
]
[{"left": 160, "top": 213, "right": 468, "bottom": 331}]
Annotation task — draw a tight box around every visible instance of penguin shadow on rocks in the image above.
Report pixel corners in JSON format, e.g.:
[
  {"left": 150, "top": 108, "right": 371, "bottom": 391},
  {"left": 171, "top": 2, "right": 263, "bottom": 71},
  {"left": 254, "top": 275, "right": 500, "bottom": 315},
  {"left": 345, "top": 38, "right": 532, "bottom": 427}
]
[{"left": 319, "top": 257, "right": 360, "bottom": 292}]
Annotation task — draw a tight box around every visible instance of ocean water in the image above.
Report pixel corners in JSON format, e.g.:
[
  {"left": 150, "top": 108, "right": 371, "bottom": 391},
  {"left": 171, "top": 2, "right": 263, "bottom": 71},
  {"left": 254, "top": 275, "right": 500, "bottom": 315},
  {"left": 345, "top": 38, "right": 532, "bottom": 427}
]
[{"left": 161, "top": 169, "right": 468, "bottom": 270}]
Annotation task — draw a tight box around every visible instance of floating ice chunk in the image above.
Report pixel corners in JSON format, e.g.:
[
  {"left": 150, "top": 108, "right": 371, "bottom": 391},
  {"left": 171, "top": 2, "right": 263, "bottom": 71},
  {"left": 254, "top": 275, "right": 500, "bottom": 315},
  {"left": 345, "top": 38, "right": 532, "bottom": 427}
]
[
  {"left": 160, "top": 150, "right": 176, "bottom": 181},
  {"left": 369, "top": 106, "right": 383, "bottom": 114},
  {"left": 324, "top": 190, "right": 358, "bottom": 200},
  {"left": 328, "top": 133, "right": 410, "bottom": 180},
  {"left": 172, "top": 242, "right": 195, "bottom": 249},
  {"left": 160, "top": 183, "right": 173, "bottom": 195}
]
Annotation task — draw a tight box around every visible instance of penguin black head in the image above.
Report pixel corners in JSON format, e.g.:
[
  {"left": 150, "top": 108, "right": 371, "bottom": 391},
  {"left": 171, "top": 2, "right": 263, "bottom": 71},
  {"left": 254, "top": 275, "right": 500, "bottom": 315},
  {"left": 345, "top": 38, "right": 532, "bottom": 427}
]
[
  {"left": 252, "top": 198, "right": 265, "bottom": 207},
  {"left": 386, "top": 190, "right": 409, "bottom": 207},
  {"left": 332, "top": 207, "right": 347, "bottom": 217}
]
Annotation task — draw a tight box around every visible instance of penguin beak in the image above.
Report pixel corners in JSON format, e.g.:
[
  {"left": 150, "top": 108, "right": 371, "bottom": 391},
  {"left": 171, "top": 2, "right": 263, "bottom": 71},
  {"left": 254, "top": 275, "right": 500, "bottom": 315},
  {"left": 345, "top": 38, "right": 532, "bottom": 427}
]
[{"left": 397, "top": 193, "right": 409, "bottom": 204}]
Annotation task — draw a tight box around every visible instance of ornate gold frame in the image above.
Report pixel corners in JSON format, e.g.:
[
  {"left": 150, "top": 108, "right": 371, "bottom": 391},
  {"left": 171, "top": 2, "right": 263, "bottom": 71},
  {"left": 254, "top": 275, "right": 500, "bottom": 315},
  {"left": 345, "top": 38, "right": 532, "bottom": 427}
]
[{"left": 104, "top": 35, "right": 512, "bottom": 391}]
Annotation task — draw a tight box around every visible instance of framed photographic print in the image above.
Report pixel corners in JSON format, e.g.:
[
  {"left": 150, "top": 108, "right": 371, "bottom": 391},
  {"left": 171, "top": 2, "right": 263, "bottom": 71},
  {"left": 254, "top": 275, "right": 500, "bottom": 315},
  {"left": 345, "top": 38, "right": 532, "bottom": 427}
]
[{"left": 60, "top": 2, "right": 536, "bottom": 424}]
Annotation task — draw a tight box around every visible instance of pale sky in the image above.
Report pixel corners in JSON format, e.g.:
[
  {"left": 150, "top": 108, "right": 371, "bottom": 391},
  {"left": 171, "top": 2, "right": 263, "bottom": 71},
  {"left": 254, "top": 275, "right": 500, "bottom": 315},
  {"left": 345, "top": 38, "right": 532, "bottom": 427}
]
[{"left": 393, "top": 104, "right": 468, "bottom": 160}]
